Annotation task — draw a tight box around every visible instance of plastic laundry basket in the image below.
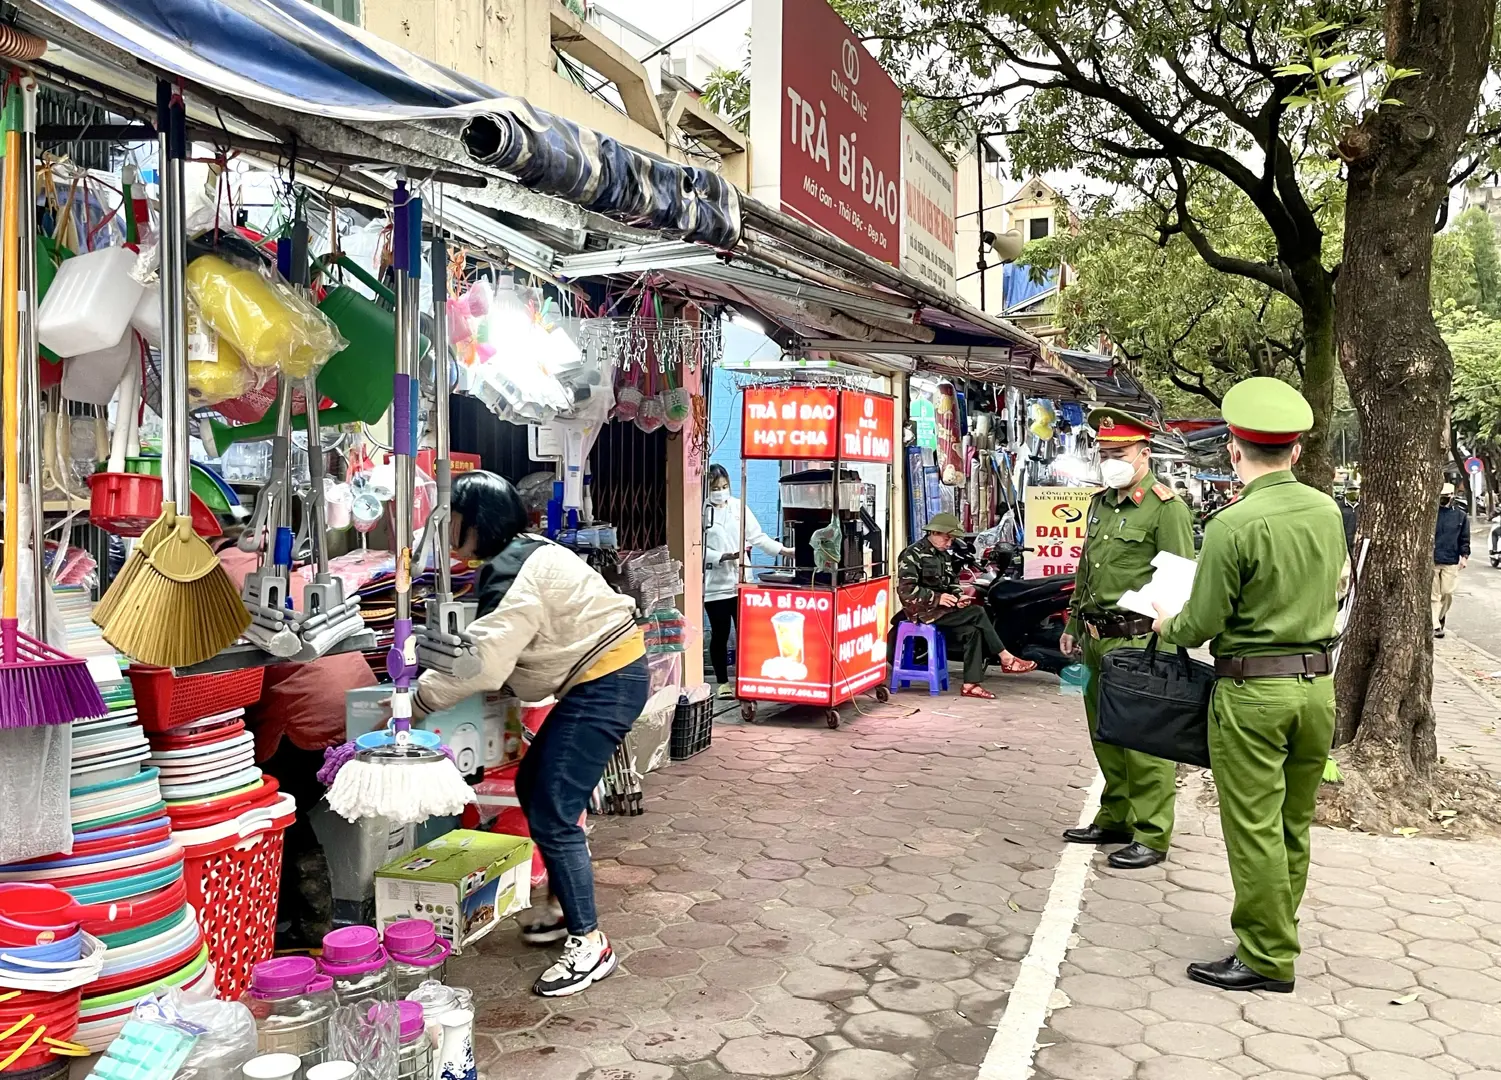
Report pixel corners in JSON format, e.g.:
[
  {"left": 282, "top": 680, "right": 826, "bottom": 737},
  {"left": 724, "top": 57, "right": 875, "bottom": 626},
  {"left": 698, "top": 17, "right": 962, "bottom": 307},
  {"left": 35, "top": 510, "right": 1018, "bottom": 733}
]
[
  {"left": 127, "top": 666, "right": 265, "bottom": 733},
  {"left": 180, "top": 806, "right": 293, "bottom": 1000}
]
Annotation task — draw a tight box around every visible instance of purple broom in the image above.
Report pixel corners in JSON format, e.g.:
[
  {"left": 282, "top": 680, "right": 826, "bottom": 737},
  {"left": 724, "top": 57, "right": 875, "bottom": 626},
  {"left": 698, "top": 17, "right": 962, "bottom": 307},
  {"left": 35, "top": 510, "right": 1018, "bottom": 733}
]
[{"left": 0, "top": 85, "right": 105, "bottom": 728}]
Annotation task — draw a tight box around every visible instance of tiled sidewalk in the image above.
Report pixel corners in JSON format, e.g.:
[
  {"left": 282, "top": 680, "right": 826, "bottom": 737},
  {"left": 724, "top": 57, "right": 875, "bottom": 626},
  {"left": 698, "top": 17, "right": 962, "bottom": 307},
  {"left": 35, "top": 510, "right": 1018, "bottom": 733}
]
[
  {"left": 450, "top": 676, "right": 1095, "bottom": 1079},
  {"left": 449, "top": 664, "right": 1501, "bottom": 1080}
]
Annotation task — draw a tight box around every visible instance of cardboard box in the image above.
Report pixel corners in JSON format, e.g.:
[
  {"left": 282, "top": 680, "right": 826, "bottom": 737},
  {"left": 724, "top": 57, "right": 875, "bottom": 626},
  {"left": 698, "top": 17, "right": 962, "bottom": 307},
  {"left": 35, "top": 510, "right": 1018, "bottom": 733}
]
[{"left": 375, "top": 829, "right": 532, "bottom": 952}]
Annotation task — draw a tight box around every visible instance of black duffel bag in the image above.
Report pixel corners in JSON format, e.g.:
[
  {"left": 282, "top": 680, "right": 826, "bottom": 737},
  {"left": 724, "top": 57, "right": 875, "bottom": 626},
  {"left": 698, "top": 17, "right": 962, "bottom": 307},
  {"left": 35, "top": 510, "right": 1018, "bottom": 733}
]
[{"left": 1096, "top": 634, "right": 1215, "bottom": 768}]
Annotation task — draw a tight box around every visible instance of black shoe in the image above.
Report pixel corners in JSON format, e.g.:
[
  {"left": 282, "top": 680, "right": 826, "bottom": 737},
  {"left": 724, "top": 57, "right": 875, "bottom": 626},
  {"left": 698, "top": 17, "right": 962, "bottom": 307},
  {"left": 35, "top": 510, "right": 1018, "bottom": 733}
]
[
  {"left": 1435, "top": 628, "right": 1446, "bottom": 638},
  {"left": 1187, "top": 955, "right": 1294, "bottom": 993},
  {"left": 1107, "top": 841, "right": 1168, "bottom": 869},
  {"left": 1062, "top": 825, "right": 1133, "bottom": 845},
  {"left": 520, "top": 914, "right": 569, "bottom": 946}
]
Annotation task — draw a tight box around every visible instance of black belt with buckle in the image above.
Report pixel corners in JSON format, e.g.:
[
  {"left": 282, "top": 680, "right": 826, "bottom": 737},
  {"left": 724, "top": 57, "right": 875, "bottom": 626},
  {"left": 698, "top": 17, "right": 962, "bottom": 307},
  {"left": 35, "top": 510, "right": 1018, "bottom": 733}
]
[
  {"left": 1081, "top": 613, "right": 1157, "bottom": 639},
  {"left": 1214, "top": 653, "right": 1333, "bottom": 679}
]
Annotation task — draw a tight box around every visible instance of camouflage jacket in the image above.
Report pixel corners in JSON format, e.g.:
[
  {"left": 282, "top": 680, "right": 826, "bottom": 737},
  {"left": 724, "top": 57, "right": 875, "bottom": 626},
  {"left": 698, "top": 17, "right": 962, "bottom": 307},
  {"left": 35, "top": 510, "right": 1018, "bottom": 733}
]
[{"left": 896, "top": 537, "right": 959, "bottom": 622}]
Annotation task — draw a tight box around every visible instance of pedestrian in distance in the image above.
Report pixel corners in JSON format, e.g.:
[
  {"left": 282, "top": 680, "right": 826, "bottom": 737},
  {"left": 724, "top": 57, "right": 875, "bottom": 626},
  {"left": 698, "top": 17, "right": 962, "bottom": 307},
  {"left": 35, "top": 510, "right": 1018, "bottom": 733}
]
[
  {"left": 1152, "top": 377, "right": 1347, "bottom": 993},
  {"left": 895, "top": 513, "right": 1036, "bottom": 699},
  {"left": 1432, "top": 481, "right": 1469, "bottom": 638},
  {"left": 1059, "top": 408, "right": 1195, "bottom": 870},
  {"left": 1339, "top": 485, "right": 1360, "bottom": 554}
]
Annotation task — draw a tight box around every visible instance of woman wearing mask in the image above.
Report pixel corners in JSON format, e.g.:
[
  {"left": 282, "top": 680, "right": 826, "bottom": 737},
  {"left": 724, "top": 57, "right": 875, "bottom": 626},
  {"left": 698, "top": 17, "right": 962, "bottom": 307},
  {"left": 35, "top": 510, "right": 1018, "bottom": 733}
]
[
  {"left": 414, "top": 471, "right": 647, "bottom": 998},
  {"left": 703, "top": 464, "right": 791, "bottom": 698}
]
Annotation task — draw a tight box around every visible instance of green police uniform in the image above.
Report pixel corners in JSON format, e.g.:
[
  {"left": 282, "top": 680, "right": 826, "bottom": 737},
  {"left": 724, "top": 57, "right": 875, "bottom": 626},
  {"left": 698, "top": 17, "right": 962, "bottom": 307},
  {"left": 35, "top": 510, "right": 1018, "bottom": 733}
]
[
  {"left": 896, "top": 514, "right": 1006, "bottom": 684},
  {"left": 1159, "top": 378, "right": 1346, "bottom": 987},
  {"left": 1068, "top": 411, "right": 1195, "bottom": 853}
]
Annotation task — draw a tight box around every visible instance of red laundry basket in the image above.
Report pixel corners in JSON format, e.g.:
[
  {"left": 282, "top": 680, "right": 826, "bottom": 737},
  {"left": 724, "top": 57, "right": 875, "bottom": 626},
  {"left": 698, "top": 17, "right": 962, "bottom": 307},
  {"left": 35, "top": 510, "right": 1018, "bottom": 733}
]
[
  {"left": 180, "top": 807, "right": 294, "bottom": 1001},
  {"left": 127, "top": 666, "right": 265, "bottom": 733}
]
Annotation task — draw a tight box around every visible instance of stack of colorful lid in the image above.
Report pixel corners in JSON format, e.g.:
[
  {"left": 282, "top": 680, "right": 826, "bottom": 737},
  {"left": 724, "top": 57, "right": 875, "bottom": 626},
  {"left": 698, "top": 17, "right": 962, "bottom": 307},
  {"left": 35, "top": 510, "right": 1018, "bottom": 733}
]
[{"left": 146, "top": 710, "right": 278, "bottom": 831}]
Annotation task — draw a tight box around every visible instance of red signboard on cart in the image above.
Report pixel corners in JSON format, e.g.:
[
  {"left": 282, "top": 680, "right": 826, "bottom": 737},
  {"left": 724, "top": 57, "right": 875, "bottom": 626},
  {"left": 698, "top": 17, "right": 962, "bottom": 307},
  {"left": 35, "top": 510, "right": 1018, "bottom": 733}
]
[
  {"left": 833, "top": 577, "right": 891, "bottom": 698},
  {"left": 742, "top": 385, "right": 839, "bottom": 459},
  {"left": 838, "top": 391, "right": 896, "bottom": 464},
  {"left": 736, "top": 585, "right": 836, "bottom": 705}
]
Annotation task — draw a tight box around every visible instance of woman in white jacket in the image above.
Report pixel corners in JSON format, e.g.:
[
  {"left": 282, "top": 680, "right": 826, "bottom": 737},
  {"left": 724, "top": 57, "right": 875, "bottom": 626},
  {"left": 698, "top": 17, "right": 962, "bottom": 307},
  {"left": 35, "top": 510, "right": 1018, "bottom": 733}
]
[{"left": 703, "top": 464, "right": 790, "bottom": 697}]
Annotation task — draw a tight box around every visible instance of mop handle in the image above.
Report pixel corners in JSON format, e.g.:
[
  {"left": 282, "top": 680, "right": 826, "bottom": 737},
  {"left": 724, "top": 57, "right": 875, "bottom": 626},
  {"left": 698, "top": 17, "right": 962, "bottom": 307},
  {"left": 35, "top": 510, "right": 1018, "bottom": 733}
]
[
  {"left": 387, "top": 182, "right": 420, "bottom": 719},
  {"left": 430, "top": 233, "right": 453, "bottom": 599},
  {"left": 157, "top": 80, "right": 189, "bottom": 511},
  {"left": 2, "top": 87, "right": 22, "bottom": 644}
]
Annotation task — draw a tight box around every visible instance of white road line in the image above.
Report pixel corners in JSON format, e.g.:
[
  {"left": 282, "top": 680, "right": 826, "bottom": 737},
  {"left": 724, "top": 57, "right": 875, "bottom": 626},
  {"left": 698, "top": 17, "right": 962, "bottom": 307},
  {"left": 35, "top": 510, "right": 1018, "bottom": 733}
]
[{"left": 977, "top": 770, "right": 1104, "bottom": 1080}]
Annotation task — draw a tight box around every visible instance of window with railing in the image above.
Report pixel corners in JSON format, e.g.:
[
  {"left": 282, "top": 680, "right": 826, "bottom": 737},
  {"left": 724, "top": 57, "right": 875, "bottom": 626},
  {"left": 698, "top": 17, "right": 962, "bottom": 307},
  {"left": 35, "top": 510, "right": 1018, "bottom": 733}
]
[{"left": 310, "top": 0, "right": 361, "bottom": 24}]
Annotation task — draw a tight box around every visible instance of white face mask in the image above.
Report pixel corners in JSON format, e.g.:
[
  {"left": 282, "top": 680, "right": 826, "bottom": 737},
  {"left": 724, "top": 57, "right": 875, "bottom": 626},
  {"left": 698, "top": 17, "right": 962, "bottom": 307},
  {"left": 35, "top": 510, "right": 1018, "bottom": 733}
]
[
  {"left": 708, "top": 489, "right": 730, "bottom": 506},
  {"left": 1099, "top": 457, "right": 1139, "bottom": 490}
]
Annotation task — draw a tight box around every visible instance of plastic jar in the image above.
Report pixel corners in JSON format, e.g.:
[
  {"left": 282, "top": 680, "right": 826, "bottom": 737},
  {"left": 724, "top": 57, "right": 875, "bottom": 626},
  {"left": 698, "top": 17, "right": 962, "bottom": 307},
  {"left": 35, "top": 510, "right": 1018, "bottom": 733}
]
[
  {"left": 383, "top": 921, "right": 451, "bottom": 998},
  {"left": 405, "top": 982, "right": 473, "bottom": 1068},
  {"left": 319, "top": 926, "right": 394, "bottom": 1006},
  {"left": 392, "top": 1001, "right": 431, "bottom": 1080},
  {"left": 241, "top": 957, "right": 336, "bottom": 1078}
]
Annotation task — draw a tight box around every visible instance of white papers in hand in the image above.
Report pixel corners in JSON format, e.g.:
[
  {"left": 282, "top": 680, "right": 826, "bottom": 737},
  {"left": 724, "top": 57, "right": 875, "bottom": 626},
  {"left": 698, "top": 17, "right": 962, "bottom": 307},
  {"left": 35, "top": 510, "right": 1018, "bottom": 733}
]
[{"left": 1118, "top": 551, "right": 1198, "bottom": 620}]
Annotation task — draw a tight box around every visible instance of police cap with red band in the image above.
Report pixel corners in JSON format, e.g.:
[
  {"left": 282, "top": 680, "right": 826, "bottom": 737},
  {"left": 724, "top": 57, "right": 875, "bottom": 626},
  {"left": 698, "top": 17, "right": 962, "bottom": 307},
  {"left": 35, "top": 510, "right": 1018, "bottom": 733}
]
[
  {"left": 1221, "top": 377, "right": 1313, "bottom": 446},
  {"left": 1087, "top": 407, "right": 1157, "bottom": 443}
]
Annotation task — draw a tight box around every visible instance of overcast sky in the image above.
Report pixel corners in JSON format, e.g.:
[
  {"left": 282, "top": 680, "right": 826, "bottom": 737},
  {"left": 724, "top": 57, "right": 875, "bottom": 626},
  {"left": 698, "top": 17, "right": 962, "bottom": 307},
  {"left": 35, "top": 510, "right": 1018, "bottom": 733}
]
[{"left": 596, "top": 0, "right": 750, "bottom": 70}]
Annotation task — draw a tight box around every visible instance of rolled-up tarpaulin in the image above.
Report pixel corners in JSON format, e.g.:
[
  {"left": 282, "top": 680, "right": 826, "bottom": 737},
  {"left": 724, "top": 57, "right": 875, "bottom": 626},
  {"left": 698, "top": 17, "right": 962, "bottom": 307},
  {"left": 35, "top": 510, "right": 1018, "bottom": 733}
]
[{"left": 462, "top": 102, "right": 741, "bottom": 249}]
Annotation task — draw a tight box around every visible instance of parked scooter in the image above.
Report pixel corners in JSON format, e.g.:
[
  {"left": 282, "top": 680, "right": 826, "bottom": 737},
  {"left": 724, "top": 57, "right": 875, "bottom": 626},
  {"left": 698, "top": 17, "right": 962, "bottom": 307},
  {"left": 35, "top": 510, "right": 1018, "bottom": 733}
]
[{"left": 887, "top": 536, "right": 1074, "bottom": 675}]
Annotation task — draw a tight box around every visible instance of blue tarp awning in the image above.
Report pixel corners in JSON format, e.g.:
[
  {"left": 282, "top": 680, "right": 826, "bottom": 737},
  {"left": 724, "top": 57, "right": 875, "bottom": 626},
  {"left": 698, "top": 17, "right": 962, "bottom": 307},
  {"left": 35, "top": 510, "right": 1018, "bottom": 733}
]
[{"left": 28, "top": 0, "right": 741, "bottom": 246}]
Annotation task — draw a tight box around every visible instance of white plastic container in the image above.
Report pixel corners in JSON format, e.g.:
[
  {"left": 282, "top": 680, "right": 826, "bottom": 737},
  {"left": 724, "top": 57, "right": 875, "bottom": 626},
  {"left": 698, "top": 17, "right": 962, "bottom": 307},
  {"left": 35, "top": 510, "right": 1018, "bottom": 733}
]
[
  {"left": 130, "top": 281, "right": 162, "bottom": 348},
  {"left": 37, "top": 246, "right": 145, "bottom": 357},
  {"left": 61, "top": 330, "right": 136, "bottom": 406}
]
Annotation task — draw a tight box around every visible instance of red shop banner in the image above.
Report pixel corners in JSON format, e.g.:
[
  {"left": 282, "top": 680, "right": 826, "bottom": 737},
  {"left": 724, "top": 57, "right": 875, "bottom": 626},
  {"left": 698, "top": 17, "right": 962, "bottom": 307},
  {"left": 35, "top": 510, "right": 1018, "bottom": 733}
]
[
  {"left": 742, "top": 385, "right": 839, "bottom": 459},
  {"left": 838, "top": 391, "right": 896, "bottom": 464},
  {"left": 833, "top": 577, "right": 891, "bottom": 699},
  {"left": 737, "top": 586, "right": 836, "bottom": 705},
  {"left": 777, "top": 0, "right": 903, "bottom": 263}
]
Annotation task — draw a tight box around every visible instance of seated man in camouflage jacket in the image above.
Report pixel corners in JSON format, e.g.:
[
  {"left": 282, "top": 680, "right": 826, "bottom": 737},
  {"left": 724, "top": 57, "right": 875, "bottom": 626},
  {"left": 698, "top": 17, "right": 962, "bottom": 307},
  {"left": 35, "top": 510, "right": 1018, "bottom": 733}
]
[{"left": 896, "top": 514, "right": 1037, "bottom": 699}]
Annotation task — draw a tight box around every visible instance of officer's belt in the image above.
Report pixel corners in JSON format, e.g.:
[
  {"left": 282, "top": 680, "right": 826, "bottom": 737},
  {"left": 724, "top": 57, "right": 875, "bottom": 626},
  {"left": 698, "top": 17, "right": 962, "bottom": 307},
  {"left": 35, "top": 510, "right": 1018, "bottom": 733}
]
[
  {"left": 1214, "top": 653, "right": 1333, "bottom": 679},
  {"left": 1081, "top": 613, "right": 1156, "bottom": 639}
]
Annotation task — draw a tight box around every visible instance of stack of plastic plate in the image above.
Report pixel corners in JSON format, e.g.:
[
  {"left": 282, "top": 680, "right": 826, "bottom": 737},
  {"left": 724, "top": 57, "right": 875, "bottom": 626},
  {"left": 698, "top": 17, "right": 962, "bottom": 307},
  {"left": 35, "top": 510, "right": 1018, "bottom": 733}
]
[{"left": 147, "top": 711, "right": 271, "bottom": 828}]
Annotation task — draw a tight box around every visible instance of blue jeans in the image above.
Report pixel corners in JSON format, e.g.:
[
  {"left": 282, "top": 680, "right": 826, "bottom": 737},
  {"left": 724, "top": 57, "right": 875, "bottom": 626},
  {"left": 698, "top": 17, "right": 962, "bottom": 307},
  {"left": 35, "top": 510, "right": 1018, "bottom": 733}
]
[{"left": 515, "top": 656, "right": 649, "bottom": 936}]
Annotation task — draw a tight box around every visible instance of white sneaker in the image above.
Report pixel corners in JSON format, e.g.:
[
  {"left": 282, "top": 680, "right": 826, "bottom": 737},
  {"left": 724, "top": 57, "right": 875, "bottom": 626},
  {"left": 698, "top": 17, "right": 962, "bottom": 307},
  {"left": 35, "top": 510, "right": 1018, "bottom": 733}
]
[{"left": 532, "top": 932, "right": 618, "bottom": 997}]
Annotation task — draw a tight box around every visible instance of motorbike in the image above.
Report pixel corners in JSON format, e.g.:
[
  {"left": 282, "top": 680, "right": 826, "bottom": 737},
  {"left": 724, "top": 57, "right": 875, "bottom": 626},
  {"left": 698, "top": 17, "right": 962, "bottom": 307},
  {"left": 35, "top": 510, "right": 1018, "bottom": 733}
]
[{"left": 887, "top": 536, "right": 1075, "bottom": 675}]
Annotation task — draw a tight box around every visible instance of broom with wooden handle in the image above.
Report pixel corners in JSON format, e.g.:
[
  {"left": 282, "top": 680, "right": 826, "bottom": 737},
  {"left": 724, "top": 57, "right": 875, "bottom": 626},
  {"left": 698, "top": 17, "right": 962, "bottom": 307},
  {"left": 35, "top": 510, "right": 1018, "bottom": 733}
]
[
  {"left": 94, "top": 80, "right": 248, "bottom": 668},
  {"left": 0, "top": 76, "right": 105, "bottom": 727}
]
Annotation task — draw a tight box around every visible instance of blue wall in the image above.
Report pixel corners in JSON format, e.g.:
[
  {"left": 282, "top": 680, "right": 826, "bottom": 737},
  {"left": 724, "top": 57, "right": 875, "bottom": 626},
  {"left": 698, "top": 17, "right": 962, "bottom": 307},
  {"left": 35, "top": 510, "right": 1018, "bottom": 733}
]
[{"left": 709, "top": 324, "right": 783, "bottom": 553}]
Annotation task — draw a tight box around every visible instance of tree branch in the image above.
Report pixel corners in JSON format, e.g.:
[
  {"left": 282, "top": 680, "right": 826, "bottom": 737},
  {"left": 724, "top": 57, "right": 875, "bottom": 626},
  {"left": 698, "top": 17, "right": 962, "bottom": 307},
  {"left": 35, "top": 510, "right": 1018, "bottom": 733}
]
[{"left": 1165, "top": 160, "right": 1305, "bottom": 302}]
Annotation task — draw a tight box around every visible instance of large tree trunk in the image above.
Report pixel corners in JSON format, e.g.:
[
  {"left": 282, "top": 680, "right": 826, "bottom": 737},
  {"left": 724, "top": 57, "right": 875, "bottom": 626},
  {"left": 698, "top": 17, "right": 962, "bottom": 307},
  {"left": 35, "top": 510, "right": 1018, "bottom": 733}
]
[
  {"left": 1295, "top": 274, "right": 1338, "bottom": 493},
  {"left": 1333, "top": 0, "right": 1494, "bottom": 781}
]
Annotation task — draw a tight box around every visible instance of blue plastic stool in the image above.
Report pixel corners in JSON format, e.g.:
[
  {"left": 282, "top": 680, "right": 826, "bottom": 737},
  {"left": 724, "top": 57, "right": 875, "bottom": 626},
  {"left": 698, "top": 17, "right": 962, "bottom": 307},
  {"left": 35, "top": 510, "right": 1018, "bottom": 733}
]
[{"left": 889, "top": 621, "right": 950, "bottom": 695}]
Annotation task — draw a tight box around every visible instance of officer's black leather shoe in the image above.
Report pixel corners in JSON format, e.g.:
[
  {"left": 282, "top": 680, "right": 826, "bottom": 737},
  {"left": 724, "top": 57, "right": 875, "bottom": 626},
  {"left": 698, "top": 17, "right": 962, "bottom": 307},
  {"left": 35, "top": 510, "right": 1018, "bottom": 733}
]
[
  {"left": 1107, "top": 841, "right": 1168, "bottom": 869},
  {"left": 1187, "top": 955, "right": 1294, "bottom": 993},
  {"left": 1062, "top": 825, "right": 1132, "bottom": 845}
]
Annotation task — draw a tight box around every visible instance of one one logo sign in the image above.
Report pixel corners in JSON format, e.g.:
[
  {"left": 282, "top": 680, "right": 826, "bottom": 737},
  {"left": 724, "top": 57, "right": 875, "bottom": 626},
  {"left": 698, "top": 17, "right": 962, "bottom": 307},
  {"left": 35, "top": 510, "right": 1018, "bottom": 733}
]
[
  {"left": 1466, "top": 456, "right": 1484, "bottom": 476},
  {"left": 1052, "top": 503, "right": 1084, "bottom": 524},
  {"left": 841, "top": 39, "right": 861, "bottom": 84}
]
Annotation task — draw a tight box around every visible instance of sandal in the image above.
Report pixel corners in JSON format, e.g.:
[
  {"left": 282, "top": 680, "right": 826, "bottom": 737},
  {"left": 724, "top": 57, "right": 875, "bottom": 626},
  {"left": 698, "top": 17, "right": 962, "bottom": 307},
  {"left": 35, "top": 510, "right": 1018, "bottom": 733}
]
[
  {"left": 1000, "top": 655, "right": 1039, "bottom": 674},
  {"left": 961, "top": 684, "right": 996, "bottom": 699}
]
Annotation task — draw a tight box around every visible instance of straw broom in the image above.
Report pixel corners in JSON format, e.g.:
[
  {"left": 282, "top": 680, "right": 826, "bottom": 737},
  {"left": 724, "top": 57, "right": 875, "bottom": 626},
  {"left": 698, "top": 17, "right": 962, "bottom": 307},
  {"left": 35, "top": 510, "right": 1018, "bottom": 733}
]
[
  {"left": 0, "top": 78, "right": 106, "bottom": 727},
  {"left": 93, "top": 81, "right": 248, "bottom": 668}
]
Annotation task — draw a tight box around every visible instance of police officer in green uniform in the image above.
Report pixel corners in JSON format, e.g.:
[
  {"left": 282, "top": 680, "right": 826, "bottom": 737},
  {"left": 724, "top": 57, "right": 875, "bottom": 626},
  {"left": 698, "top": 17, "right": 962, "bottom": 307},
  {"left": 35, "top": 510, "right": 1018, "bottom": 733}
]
[
  {"left": 1061, "top": 408, "right": 1195, "bottom": 869},
  {"left": 1153, "top": 377, "right": 1346, "bottom": 993},
  {"left": 896, "top": 514, "right": 1037, "bottom": 699}
]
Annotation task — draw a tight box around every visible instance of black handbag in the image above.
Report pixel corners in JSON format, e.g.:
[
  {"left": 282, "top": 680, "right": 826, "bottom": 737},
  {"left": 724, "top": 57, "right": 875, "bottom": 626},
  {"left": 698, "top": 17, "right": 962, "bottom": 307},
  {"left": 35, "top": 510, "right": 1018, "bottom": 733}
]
[{"left": 1096, "top": 634, "right": 1215, "bottom": 769}]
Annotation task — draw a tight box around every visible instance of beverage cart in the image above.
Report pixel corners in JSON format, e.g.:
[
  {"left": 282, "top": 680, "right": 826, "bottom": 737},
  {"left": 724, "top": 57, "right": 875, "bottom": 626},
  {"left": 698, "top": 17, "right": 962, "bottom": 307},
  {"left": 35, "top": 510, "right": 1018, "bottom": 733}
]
[{"left": 734, "top": 384, "right": 896, "bottom": 728}]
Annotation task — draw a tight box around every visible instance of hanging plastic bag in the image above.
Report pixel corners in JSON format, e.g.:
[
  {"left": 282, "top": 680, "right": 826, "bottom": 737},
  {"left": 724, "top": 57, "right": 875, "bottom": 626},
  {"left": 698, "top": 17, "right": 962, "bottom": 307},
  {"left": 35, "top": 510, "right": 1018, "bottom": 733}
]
[
  {"left": 186, "top": 304, "right": 254, "bottom": 408},
  {"left": 186, "top": 254, "right": 346, "bottom": 376}
]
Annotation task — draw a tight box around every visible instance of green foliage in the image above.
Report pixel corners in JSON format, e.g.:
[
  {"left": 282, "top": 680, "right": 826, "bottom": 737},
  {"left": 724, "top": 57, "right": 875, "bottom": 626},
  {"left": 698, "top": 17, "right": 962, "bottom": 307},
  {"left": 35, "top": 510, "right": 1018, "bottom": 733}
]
[
  {"left": 1438, "top": 303, "right": 1501, "bottom": 448},
  {"left": 701, "top": 63, "right": 750, "bottom": 134},
  {"left": 1433, "top": 207, "right": 1501, "bottom": 316}
]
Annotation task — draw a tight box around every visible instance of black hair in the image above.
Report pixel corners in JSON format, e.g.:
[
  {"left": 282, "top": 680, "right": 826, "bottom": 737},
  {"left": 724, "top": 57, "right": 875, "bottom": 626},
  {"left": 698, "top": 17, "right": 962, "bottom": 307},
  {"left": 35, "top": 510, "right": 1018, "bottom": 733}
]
[
  {"left": 450, "top": 470, "right": 530, "bottom": 561},
  {"left": 1232, "top": 436, "right": 1299, "bottom": 467},
  {"left": 708, "top": 464, "right": 731, "bottom": 487}
]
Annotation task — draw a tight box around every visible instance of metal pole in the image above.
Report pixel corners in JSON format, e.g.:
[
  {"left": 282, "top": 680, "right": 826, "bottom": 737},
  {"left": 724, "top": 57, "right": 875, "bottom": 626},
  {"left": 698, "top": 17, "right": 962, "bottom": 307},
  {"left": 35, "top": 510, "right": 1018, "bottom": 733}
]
[{"left": 976, "top": 129, "right": 987, "bottom": 313}]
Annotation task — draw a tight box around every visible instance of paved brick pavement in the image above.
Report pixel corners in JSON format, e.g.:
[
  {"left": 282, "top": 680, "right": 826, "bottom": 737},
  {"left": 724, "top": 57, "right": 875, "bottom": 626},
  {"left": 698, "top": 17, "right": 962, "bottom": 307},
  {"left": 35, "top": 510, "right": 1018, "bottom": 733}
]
[{"left": 449, "top": 662, "right": 1501, "bottom": 1080}]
